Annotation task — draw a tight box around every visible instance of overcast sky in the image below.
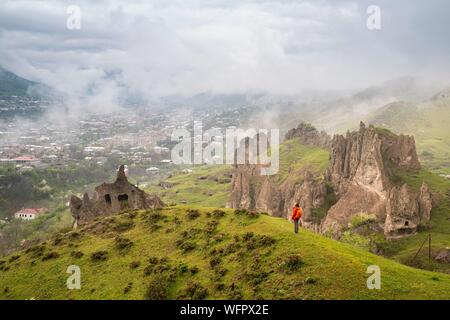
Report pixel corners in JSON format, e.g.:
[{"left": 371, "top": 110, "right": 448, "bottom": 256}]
[{"left": 1, "top": 0, "right": 449, "bottom": 103}]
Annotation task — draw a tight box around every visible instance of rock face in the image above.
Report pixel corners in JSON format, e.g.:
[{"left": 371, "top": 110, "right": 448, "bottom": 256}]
[
  {"left": 70, "top": 165, "right": 165, "bottom": 227},
  {"left": 322, "top": 122, "right": 427, "bottom": 238},
  {"left": 229, "top": 121, "right": 435, "bottom": 239},
  {"left": 227, "top": 126, "right": 329, "bottom": 231},
  {"left": 419, "top": 182, "right": 433, "bottom": 222},
  {"left": 384, "top": 184, "right": 420, "bottom": 238},
  {"left": 227, "top": 163, "right": 327, "bottom": 231},
  {"left": 285, "top": 122, "right": 331, "bottom": 149},
  {"left": 383, "top": 181, "right": 433, "bottom": 238},
  {"left": 435, "top": 248, "right": 450, "bottom": 263}
]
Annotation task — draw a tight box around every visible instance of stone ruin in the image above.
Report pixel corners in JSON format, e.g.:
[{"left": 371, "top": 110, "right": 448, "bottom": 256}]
[{"left": 70, "top": 165, "right": 165, "bottom": 228}]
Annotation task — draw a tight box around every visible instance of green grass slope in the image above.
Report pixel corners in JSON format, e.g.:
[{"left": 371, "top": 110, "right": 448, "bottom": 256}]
[
  {"left": 145, "top": 139, "right": 330, "bottom": 209},
  {"left": 1, "top": 206, "right": 450, "bottom": 300},
  {"left": 145, "top": 165, "right": 232, "bottom": 208},
  {"left": 384, "top": 167, "right": 450, "bottom": 273},
  {"left": 368, "top": 95, "right": 450, "bottom": 174},
  {"left": 276, "top": 138, "right": 330, "bottom": 184}
]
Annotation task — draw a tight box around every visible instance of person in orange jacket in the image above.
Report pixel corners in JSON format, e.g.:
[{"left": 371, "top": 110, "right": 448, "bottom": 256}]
[{"left": 291, "top": 203, "right": 303, "bottom": 234}]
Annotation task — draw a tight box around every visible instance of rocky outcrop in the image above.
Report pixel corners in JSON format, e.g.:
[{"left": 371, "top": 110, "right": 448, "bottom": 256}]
[
  {"left": 70, "top": 165, "right": 165, "bottom": 227},
  {"left": 284, "top": 173, "right": 327, "bottom": 231},
  {"left": 227, "top": 163, "right": 327, "bottom": 231},
  {"left": 323, "top": 122, "right": 427, "bottom": 237},
  {"left": 384, "top": 184, "right": 420, "bottom": 238},
  {"left": 228, "top": 123, "right": 331, "bottom": 223},
  {"left": 419, "top": 182, "right": 433, "bottom": 222},
  {"left": 326, "top": 122, "right": 390, "bottom": 197},
  {"left": 285, "top": 122, "right": 331, "bottom": 149},
  {"left": 435, "top": 248, "right": 450, "bottom": 263},
  {"left": 229, "top": 121, "right": 435, "bottom": 239},
  {"left": 383, "top": 181, "right": 433, "bottom": 238},
  {"left": 228, "top": 164, "right": 263, "bottom": 211}
]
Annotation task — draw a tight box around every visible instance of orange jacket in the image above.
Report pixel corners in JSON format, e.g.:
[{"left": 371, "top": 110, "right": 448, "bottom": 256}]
[{"left": 292, "top": 207, "right": 303, "bottom": 221}]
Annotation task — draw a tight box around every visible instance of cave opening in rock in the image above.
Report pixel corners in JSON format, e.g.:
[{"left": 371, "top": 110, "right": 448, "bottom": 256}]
[
  {"left": 404, "top": 221, "right": 409, "bottom": 226},
  {"left": 118, "top": 194, "right": 129, "bottom": 209},
  {"left": 105, "top": 194, "right": 112, "bottom": 205}
]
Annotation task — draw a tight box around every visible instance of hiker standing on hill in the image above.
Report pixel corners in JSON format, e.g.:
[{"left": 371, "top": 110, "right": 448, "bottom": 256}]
[{"left": 291, "top": 203, "right": 303, "bottom": 234}]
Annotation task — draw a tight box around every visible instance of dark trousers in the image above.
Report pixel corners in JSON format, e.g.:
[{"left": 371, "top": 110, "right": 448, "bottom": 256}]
[{"left": 294, "top": 219, "right": 299, "bottom": 233}]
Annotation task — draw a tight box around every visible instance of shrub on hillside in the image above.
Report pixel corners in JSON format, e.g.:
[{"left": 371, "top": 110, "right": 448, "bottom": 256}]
[
  {"left": 69, "top": 231, "right": 81, "bottom": 239},
  {"left": 9, "top": 255, "right": 20, "bottom": 263},
  {"left": 115, "top": 236, "right": 134, "bottom": 250},
  {"left": 144, "top": 274, "right": 172, "bottom": 300},
  {"left": 304, "top": 277, "right": 318, "bottom": 284},
  {"left": 178, "top": 281, "right": 208, "bottom": 300},
  {"left": 204, "top": 220, "right": 219, "bottom": 236},
  {"left": 209, "top": 257, "right": 221, "bottom": 269},
  {"left": 148, "top": 257, "right": 159, "bottom": 265},
  {"left": 244, "top": 270, "right": 269, "bottom": 287},
  {"left": 42, "top": 251, "right": 60, "bottom": 261},
  {"left": 147, "top": 212, "right": 165, "bottom": 224},
  {"left": 189, "top": 266, "right": 199, "bottom": 275},
  {"left": 181, "top": 241, "right": 197, "bottom": 253},
  {"left": 90, "top": 250, "right": 108, "bottom": 261},
  {"left": 234, "top": 209, "right": 248, "bottom": 215},
  {"left": 70, "top": 251, "right": 84, "bottom": 259},
  {"left": 186, "top": 209, "right": 201, "bottom": 220},
  {"left": 280, "top": 255, "right": 304, "bottom": 273},
  {"left": 112, "top": 220, "right": 135, "bottom": 233},
  {"left": 212, "top": 210, "right": 225, "bottom": 218},
  {"left": 350, "top": 213, "right": 376, "bottom": 229},
  {"left": 26, "top": 245, "right": 46, "bottom": 258},
  {"left": 124, "top": 282, "right": 133, "bottom": 294},
  {"left": 125, "top": 211, "right": 138, "bottom": 219}
]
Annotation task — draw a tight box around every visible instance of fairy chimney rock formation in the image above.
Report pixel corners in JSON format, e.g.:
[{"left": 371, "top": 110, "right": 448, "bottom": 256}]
[
  {"left": 70, "top": 165, "right": 165, "bottom": 227},
  {"left": 229, "top": 121, "right": 435, "bottom": 239},
  {"left": 323, "top": 122, "right": 425, "bottom": 238}
]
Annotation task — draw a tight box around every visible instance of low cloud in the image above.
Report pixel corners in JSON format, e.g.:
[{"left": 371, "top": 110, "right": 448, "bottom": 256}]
[{"left": 0, "top": 0, "right": 449, "bottom": 114}]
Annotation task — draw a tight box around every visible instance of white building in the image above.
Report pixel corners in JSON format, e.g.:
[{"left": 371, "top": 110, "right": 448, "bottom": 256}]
[
  {"left": 146, "top": 167, "right": 160, "bottom": 174},
  {"left": 14, "top": 208, "right": 47, "bottom": 221}
]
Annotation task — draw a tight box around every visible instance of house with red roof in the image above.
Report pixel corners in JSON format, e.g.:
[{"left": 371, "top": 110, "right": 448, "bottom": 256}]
[{"left": 14, "top": 208, "right": 47, "bottom": 221}]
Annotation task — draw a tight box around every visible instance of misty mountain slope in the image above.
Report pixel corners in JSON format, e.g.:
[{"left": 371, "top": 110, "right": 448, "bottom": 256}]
[
  {"left": 0, "top": 67, "right": 39, "bottom": 97},
  {"left": 0, "top": 66, "right": 59, "bottom": 119},
  {"left": 317, "top": 79, "right": 438, "bottom": 133},
  {"left": 368, "top": 88, "right": 450, "bottom": 173},
  {"left": 1, "top": 206, "right": 450, "bottom": 300}
]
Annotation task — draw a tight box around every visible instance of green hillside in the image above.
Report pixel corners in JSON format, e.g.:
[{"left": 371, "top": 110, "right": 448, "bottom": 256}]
[
  {"left": 382, "top": 167, "right": 450, "bottom": 274},
  {"left": 145, "top": 139, "right": 330, "bottom": 208},
  {"left": 368, "top": 94, "right": 450, "bottom": 174},
  {"left": 276, "top": 138, "right": 329, "bottom": 184},
  {"left": 143, "top": 132, "right": 450, "bottom": 274},
  {"left": 1, "top": 206, "right": 450, "bottom": 300},
  {"left": 145, "top": 165, "right": 231, "bottom": 208}
]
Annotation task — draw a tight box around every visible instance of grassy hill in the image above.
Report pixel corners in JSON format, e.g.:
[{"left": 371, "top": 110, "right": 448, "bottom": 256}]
[
  {"left": 1, "top": 206, "right": 450, "bottom": 300},
  {"left": 1, "top": 127, "right": 449, "bottom": 300},
  {"left": 368, "top": 91, "right": 450, "bottom": 174},
  {"left": 144, "top": 139, "right": 330, "bottom": 208},
  {"left": 381, "top": 166, "right": 450, "bottom": 274},
  {"left": 276, "top": 138, "right": 329, "bottom": 184},
  {"left": 142, "top": 132, "right": 450, "bottom": 271},
  {"left": 145, "top": 165, "right": 231, "bottom": 208}
]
